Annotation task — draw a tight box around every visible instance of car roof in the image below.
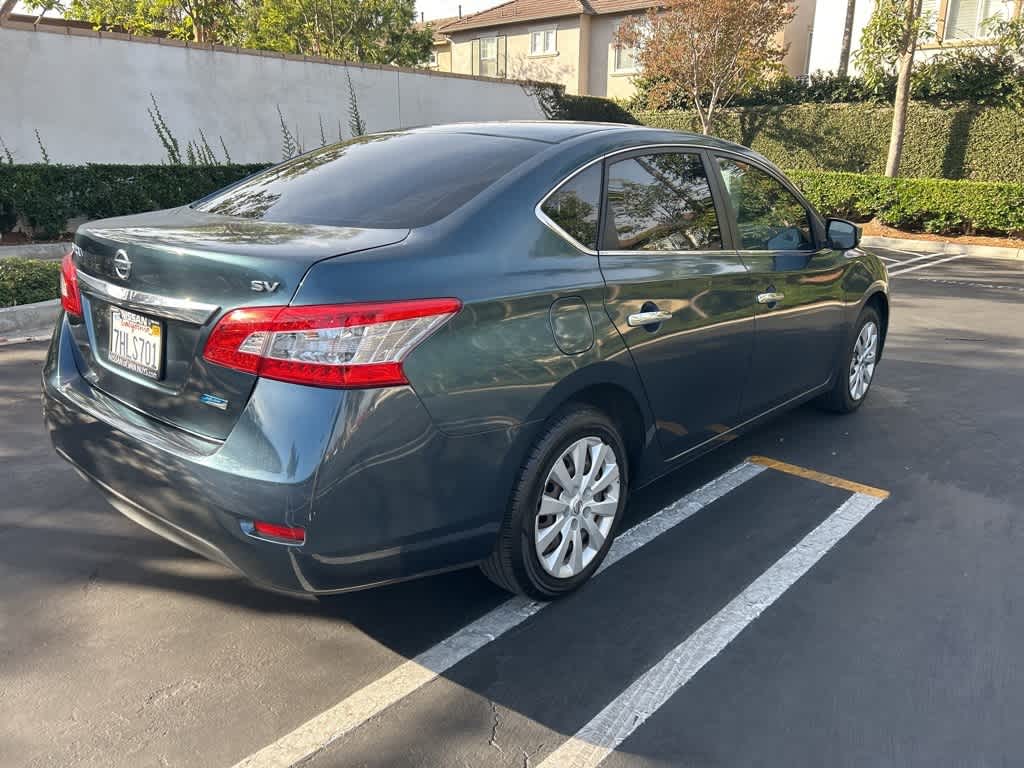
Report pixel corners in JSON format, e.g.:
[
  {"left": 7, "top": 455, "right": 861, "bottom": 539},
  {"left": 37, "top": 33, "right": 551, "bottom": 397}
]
[
  {"left": 406, "top": 121, "right": 627, "bottom": 143},
  {"left": 405, "top": 121, "right": 758, "bottom": 156}
]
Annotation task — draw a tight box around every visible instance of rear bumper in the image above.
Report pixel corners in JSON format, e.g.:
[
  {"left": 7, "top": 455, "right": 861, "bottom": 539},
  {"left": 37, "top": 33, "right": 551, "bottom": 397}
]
[{"left": 43, "top": 315, "right": 516, "bottom": 595}]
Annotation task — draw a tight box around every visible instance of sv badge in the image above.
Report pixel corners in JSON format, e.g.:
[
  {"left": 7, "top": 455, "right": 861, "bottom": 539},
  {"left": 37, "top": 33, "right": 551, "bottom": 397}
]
[{"left": 251, "top": 280, "right": 280, "bottom": 293}]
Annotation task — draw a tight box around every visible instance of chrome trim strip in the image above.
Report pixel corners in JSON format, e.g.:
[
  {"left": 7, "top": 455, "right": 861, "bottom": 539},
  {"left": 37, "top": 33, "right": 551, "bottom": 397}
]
[
  {"left": 534, "top": 142, "right": 731, "bottom": 257},
  {"left": 76, "top": 270, "right": 220, "bottom": 324}
]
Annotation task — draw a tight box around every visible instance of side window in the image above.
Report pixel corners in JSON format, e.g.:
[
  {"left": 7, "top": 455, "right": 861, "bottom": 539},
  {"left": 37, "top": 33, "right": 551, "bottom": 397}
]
[
  {"left": 716, "top": 158, "right": 814, "bottom": 251},
  {"left": 541, "top": 164, "right": 602, "bottom": 251},
  {"left": 604, "top": 152, "right": 722, "bottom": 251}
]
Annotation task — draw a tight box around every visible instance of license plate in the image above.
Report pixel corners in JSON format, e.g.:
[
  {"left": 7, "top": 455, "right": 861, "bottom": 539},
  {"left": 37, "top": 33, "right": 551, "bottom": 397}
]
[{"left": 108, "top": 308, "right": 163, "bottom": 379}]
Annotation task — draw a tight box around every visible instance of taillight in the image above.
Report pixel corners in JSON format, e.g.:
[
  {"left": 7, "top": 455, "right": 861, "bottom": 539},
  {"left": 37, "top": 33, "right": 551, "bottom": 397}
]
[
  {"left": 203, "top": 299, "right": 461, "bottom": 388},
  {"left": 60, "top": 251, "right": 82, "bottom": 317},
  {"left": 250, "top": 520, "right": 306, "bottom": 544}
]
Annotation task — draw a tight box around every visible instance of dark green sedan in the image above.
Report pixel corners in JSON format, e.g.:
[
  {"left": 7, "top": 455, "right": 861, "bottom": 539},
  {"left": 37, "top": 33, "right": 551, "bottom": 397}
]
[{"left": 43, "top": 121, "right": 889, "bottom": 599}]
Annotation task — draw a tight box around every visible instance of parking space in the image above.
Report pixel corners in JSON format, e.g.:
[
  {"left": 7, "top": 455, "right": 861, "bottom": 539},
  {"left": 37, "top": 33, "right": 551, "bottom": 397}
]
[{"left": 3, "top": 249, "right": 1024, "bottom": 768}]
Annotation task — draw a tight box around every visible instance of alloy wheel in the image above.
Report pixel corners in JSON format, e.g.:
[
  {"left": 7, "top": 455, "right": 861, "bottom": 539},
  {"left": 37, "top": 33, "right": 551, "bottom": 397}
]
[
  {"left": 849, "top": 320, "right": 879, "bottom": 401},
  {"left": 534, "top": 436, "right": 620, "bottom": 579}
]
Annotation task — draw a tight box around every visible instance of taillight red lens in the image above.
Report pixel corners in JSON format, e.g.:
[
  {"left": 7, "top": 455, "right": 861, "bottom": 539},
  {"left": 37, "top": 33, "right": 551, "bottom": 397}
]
[
  {"left": 59, "top": 251, "right": 82, "bottom": 317},
  {"left": 203, "top": 299, "right": 461, "bottom": 388},
  {"left": 251, "top": 520, "right": 306, "bottom": 544}
]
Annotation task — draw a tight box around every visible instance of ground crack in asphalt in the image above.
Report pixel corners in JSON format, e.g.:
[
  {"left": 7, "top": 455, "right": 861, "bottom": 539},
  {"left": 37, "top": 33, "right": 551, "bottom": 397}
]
[{"left": 488, "top": 700, "right": 503, "bottom": 753}]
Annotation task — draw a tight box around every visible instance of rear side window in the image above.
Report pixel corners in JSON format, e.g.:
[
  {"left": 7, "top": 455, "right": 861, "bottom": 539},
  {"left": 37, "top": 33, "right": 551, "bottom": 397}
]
[
  {"left": 604, "top": 152, "right": 722, "bottom": 251},
  {"left": 541, "top": 164, "right": 602, "bottom": 251},
  {"left": 195, "top": 132, "right": 542, "bottom": 229},
  {"left": 716, "top": 158, "right": 814, "bottom": 251}
]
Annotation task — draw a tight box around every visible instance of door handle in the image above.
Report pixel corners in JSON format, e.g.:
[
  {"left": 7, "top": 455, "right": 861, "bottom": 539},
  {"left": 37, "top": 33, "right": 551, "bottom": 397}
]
[
  {"left": 757, "top": 292, "right": 785, "bottom": 305},
  {"left": 627, "top": 310, "right": 672, "bottom": 327}
]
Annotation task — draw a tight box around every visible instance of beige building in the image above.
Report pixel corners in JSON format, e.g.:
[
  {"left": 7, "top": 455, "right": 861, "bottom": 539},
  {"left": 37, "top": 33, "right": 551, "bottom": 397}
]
[{"left": 424, "top": 0, "right": 817, "bottom": 100}]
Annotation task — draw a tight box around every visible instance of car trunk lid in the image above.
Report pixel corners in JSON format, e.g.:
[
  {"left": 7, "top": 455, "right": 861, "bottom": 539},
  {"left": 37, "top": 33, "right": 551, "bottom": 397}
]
[{"left": 68, "top": 207, "right": 408, "bottom": 440}]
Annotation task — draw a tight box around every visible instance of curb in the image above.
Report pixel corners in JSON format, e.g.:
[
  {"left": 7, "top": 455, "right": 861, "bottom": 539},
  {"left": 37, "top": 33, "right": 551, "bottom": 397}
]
[
  {"left": 0, "top": 243, "right": 70, "bottom": 261},
  {"left": 0, "top": 299, "right": 59, "bottom": 345},
  {"left": 862, "top": 235, "right": 1024, "bottom": 261}
]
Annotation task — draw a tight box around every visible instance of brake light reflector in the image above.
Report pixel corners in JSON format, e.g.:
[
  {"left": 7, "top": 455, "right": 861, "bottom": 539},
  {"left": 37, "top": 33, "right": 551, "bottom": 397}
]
[
  {"left": 60, "top": 251, "right": 82, "bottom": 317},
  {"left": 203, "top": 299, "right": 461, "bottom": 388},
  {"left": 251, "top": 520, "right": 306, "bottom": 544}
]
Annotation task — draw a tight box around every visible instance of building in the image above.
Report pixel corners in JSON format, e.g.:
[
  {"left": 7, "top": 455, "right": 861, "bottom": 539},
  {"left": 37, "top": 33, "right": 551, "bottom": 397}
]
[
  {"left": 808, "top": 0, "right": 1024, "bottom": 75},
  {"left": 424, "top": 0, "right": 817, "bottom": 99}
]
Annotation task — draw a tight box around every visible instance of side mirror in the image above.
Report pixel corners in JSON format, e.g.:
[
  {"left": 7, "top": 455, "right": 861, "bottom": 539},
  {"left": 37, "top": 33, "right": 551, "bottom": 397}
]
[{"left": 826, "top": 218, "right": 861, "bottom": 250}]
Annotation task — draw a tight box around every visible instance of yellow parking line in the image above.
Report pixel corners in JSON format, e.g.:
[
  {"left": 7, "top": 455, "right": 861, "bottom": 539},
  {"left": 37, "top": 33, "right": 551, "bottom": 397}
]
[{"left": 748, "top": 455, "right": 890, "bottom": 499}]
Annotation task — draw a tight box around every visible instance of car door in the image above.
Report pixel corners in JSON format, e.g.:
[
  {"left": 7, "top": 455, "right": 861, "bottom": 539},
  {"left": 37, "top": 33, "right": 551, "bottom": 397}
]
[
  {"left": 712, "top": 154, "right": 846, "bottom": 416},
  {"left": 598, "top": 148, "right": 755, "bottom": 460}
]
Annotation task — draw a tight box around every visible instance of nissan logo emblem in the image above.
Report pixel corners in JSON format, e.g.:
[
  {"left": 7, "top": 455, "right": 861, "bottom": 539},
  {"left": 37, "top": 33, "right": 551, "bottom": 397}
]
[{"left": 113, "top": 249, "right": 132, "bottom": 280}]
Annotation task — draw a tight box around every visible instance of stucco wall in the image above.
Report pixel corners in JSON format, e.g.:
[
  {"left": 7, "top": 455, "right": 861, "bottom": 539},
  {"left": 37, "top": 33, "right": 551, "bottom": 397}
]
[
  {"left": 0, "top": 26, "right": 545, "bottom": 164},
  {"left": 448, "top": 15, "right": 582, "bottom": 94},
  {"left": 782, "top": 0, "right": 817, "bottom": 76},
  {"left": 433, "top": 46, "right": 452, "bottom": 72},
  {"left": 806, "top": 0, "right": 874, "bottom": 74},
  {"left": 588, "top": 13, "right": 640, "bottom": 101}
]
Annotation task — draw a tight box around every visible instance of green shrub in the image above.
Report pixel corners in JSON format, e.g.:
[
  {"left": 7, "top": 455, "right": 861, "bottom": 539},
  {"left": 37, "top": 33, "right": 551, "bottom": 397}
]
[
  {"left": 789, "top": 171, "right": 1024, "bottom": 236},
  {"left": 0, "top": 164, "right": 268, "bottom": 240},
  {"left": 633, "top": 102, "right": 1024, "bottom": 183},
  {"left": 0, "top": 258, "right": 62, "bottom": 308},
  {"left": 556, "top": 94, "right": 640, "bottom": 124}
]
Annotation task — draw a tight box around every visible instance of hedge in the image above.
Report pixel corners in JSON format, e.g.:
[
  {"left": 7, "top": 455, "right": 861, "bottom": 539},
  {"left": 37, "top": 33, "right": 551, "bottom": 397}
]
[
  {"left": 632, "top": 102, "right": 1024, "bottom": 183},
  {"left": 0, "top": 164, "right": 267, "bottom": 240},
  {"left": 0, "top": 258, "right": 62, "bottom": 308},
  {"left": 790, "top": 171, "right": 1024, "bottom": 236},
  {"left": 1, "top": 163, "right": 1022, "bottom": 244}
]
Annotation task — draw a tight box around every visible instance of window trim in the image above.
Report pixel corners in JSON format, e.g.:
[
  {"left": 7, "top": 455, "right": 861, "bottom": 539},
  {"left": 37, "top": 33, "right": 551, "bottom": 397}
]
[
  {"left": 529, "top": 25, "right": 558, "bottom": 56},
  {"left": 536, "top": 143, "right": 745, "bottom": 255},
  {"left": 428, "top": 49, "right": 438, "bottom": 66},
  {"left": 478, "top": 34, "right": 499, "bottom": 75}
]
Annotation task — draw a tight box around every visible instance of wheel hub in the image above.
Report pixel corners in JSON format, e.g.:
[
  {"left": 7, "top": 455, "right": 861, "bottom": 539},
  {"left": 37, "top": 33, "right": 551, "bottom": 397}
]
[{"left": 534, "top": 435, "right": 620, "bottom": 580}]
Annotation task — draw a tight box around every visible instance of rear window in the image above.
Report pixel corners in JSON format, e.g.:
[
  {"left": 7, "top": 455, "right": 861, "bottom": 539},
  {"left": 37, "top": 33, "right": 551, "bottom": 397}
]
[{"left": 195, "top": 132, "right": 543, "bottom": 229}]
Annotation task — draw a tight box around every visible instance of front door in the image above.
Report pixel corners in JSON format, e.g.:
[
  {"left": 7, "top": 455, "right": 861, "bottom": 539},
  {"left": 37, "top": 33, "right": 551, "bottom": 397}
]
[
  {"left": 713, "top": 155, "right": 846, "bottom": 415},
  {"left": 598, "top": 149, "right": 755, "bottom": 460}
]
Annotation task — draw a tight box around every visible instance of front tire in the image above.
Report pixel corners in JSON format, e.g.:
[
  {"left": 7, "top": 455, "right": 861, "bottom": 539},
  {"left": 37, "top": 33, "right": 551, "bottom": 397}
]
[
  {"left": 481, "top": 405, "right": 628, "bottom": 599},
  {"left": 819, "top": 306, "right": 881, "bottom": 413}
]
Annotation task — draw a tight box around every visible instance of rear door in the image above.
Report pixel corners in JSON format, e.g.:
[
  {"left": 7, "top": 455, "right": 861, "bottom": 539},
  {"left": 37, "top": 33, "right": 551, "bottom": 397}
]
[
  {"left": 712, "top": 154, "right": 846, "bottom": 415},
  {"left": 597, "top": 148, "right": 755, "bottom": 460}
]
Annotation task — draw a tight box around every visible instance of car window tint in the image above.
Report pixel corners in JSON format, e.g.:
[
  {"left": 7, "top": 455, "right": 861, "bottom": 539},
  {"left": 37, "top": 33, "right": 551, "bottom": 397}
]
[
  {"left": 195, "top": 132, "right": 542, "bottom": 229},
  {"left": 541, "top": 164, "right": 602, "bottom": 250},
  {"left": 716, "top": 158, "right": 814, "bottom": 251},
  {"left": 605, "top": 152, "right": 722, "bottom": 251}
]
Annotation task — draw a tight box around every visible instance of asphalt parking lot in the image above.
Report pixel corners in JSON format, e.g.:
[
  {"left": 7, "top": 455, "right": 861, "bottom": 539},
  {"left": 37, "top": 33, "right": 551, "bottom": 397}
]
[{"left": 3, "top": 246, "right": 1023, "bottom": 768}]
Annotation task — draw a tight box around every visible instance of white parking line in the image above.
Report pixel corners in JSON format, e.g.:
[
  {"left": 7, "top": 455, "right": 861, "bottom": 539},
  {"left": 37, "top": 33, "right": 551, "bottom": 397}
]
[
  {"left": 232, "top": 461, "right": 766, "bottom": 768},
  {"left": 882, "top": 246, "right": 939, "bottom": 257},
  {"left": 888, "top": 253, "right": 966, "bottom": 277},
  {"left": 876, "top": 255, "right": 899, "bottom": 263},
  {"left": 538, "top": 492, "right": 886, "bottom": 768},
  {"left": 882, "top": 251, "right": 942, "bottom": 270}
]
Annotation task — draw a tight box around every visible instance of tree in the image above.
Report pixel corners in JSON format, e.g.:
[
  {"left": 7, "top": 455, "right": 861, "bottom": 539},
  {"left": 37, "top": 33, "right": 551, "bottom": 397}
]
[
  {"left": 855, "top": 0, "right": 933, "bottom": 176},
  {"left": 617, "top": 0, "right": 794, "bottom": 135},
  {"left": 21, "top": 0, "right": 431, "bottom": 63},
  {"left": 838, "top": 0, "right": 857, "bottom": 75}
]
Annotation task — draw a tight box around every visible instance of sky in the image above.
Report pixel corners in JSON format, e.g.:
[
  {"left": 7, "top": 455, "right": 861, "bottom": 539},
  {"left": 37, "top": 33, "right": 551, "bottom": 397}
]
[{"left": 415, "top": 0, "right": 499, "bottom": 22}]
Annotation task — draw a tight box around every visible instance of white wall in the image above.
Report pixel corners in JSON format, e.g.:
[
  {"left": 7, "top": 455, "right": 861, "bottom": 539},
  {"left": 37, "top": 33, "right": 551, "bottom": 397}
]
[
  {"left": 806, "top": 0, "right": 874, "bottom": 75},
  {"left": 0, "top": 26, "right": 545, "bottom": 164}
]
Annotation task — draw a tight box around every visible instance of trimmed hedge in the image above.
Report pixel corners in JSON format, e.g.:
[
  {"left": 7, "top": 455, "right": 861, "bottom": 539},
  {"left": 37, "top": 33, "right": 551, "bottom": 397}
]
[
  {"left": 632, "top": 103, "right": 1024, "bottom": 183},
  {"left": 0, "top": 164, "right": 268, "bottom": 240},
  {"left": 790, "top": 171, "right": 1024, "bottom": 236},
  {"left": 0, "top": 258, "right": 62, "bottom": 308}
]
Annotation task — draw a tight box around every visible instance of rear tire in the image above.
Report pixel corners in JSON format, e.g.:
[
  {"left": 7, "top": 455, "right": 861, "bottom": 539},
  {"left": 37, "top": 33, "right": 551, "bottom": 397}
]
[
  {"left": 818, "top": 306, "right": 882, "bottom": 414},
  {"left": 481, "top": 405, "right": 628, "bottom": 599}
]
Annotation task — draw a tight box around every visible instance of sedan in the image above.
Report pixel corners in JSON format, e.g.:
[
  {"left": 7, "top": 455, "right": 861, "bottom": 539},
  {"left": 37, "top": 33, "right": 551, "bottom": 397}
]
[{"left": 43, "top": 121, "right": 888, "bottom": 599}]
